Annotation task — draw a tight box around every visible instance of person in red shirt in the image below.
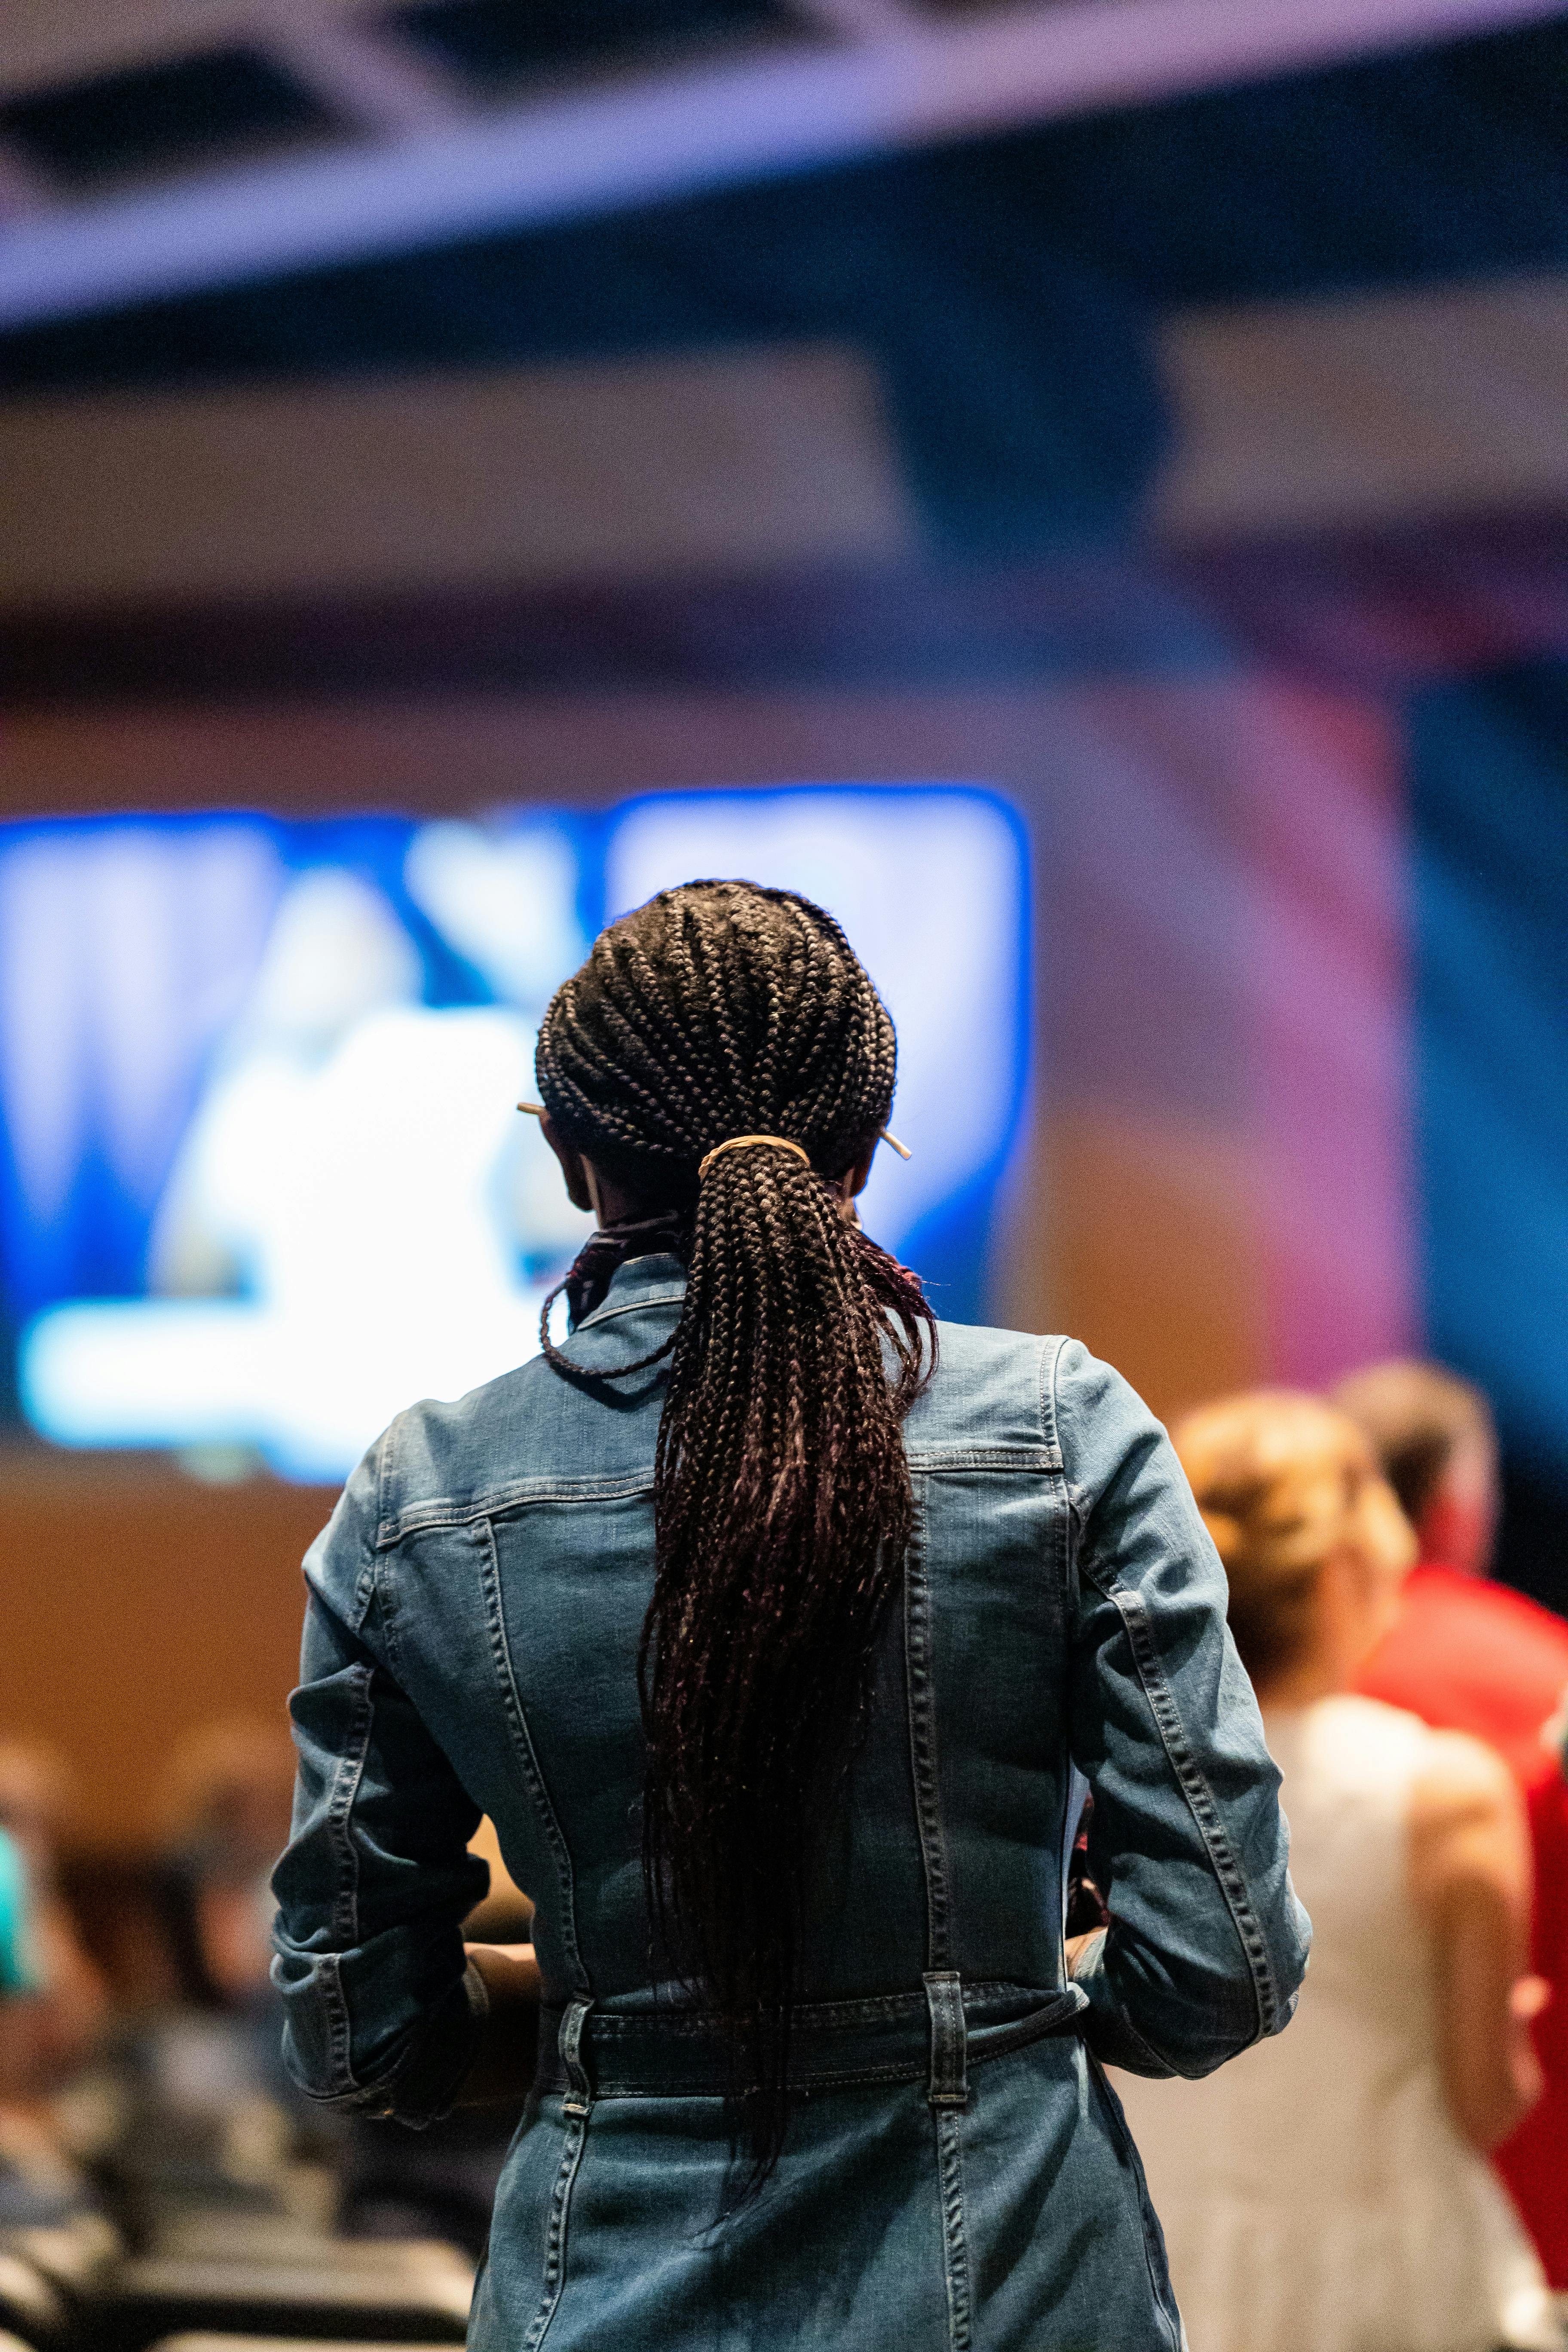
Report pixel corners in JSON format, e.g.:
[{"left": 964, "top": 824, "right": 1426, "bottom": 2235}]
[{"left": 1335, "top": 1359, "right": 1568, "bottom": 2283}]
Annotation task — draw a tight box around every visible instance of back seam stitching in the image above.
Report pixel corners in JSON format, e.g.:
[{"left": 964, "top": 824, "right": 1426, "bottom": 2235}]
[{"left": 476, "top": 1515, "right": 591, "bottom": 1996}]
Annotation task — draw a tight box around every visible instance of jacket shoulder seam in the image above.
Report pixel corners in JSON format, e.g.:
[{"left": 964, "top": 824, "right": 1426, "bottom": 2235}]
[
  {"left": 382, "top": 1472, "right": 656, "bottom": 1543},
  {"left": 573, "top": 1287, "right": 686, "bottom": 1332},
  {"left": 904, "top": 1444, "right": 1060, "bottom": 1473},
  {"left": 1040, "top": 1332, "right": 1070, "bottom": 1461},
  {"left": 374, "top": 1418, "right": 401, "bottom": 1555}
]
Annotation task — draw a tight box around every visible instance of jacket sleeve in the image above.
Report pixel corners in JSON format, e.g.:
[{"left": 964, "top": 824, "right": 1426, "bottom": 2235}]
[
  {"left": 270, "top": 1431, "right": 490, "bottom": 2124},
  {"left": 1056, "top": 1339, "right": 1311, "bottom": 2078}
]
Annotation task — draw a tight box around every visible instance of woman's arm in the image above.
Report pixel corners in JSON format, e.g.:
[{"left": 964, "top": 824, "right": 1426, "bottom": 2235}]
[
  {"left": 272, "top": 1435, "right": 493, "bottom": 2125},
  {"left": 1408, "top": 1730, "right": 1545, "bottom": 2152},
  {"left": 1056, "top": 1340, "right": 1311, "bottom": 2077}
]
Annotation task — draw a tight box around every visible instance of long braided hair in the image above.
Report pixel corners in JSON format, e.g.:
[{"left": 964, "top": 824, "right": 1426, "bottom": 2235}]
[{"left": 535, "top": 880, "right": 937, "bottom": 2175}]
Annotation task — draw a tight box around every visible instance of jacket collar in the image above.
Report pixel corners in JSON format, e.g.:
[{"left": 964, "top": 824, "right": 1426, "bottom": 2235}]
[{"left": 573, "top": 1252, "right": 688, "bottom": 1332}]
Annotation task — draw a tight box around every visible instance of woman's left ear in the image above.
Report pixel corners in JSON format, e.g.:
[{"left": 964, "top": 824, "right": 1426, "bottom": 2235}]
[
  {"left": 539, "top": 1112, "right": 595, "bottom": 1216},
  {"left": 843, "top": 1145, "right": 876, "bottom": 1199},
  {"left": 838, "top": 1145, "right": 876, "bottom": 1228}
]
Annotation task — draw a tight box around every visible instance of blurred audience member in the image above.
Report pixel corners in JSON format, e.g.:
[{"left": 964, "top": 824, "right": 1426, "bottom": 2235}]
[
  {"left": 1117, "top": 1393, "right": 1557, "bottom": 2352},
  {"left": 0, "top": 1742, "right": 107, "bottom": 2078},
  {"left": 1335, "top": 1362, "right": 1568, "bottom": 1772},
  {"left": 159, "top": 1718, "right": 297, "bottom": 2008},
  {"left": 122, "top": 1720, "right": 519, "bottom": 2247},
  {"left": 0, "top": 1741, "right": 107, "bottom": 2223},
  {"left": 0, "top": 1823, "right": 39, "bottom": 2004},
  {"left": 78, "top": 1715, "right": 323, "bottom": 2218},
  {"left": 1336, "top": 1360, "right": 1568, "bottom": 2282}
]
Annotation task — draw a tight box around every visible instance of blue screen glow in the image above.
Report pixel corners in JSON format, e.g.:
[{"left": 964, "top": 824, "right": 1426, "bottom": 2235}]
[{"left": 2, "top": 787, "right": 1027, "bottom": 1481}]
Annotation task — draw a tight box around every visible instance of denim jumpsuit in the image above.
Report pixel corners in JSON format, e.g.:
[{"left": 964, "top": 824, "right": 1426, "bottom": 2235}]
[{"left": 273, "top": 1255, "right": 1309, "bottom": 2351}]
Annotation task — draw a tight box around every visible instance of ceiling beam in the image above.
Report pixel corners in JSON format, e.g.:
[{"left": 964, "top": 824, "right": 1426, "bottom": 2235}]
[
  {"left": 0, "top": 140, "right": 55, "bottom": 221},
  {"left": 0, "top": 0, "right": 1562, "bottom": 331},
  {"left": 254, "top": 6, "right": 468, "bottom": 136},
  {"left": 790, "top": 0, "right": 925, "bottom": 40},
  {"left": 0, "top": 0, "right": 432, "bottom": 100}
]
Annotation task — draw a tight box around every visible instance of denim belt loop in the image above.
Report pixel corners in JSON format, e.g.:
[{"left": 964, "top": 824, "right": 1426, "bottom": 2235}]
[
  {"left": 559, "top": 1997, "right": 595, "bottom": 2120},
  {"left": 923, "top": 1970, "right": 968, "bottom": 2108}
]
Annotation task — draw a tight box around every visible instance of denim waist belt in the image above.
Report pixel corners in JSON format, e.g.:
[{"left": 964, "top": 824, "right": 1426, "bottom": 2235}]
[{"left": 533, "top": 1976, "right": 1090, "bottom": 2103}]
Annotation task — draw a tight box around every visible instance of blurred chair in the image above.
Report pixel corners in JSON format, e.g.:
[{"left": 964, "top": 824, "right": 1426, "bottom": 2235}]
[
  {"left": 335, "top": 2105, "right": 518, "bottom": 2261},
  {"left": 0, "top": 2214, "right": 120, "bottom": 2312},
  {"left": 143, "top": 2219, "right": 371, "bottom": 2264},
  {"left": 149, "top": 2337, "right": 461, "bottom": 2352},
  {"left": 141, "top": 2219, "right": 469, "bottom": 2284},
  {"left": 0, "top": 2249, "right": 67, "bottom": 2349},
  {"left": 94, "top": 2243, "right": 471, "bottom": 2348}
]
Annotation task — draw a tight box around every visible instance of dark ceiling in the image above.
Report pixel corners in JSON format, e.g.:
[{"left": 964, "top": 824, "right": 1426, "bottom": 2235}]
[{"left": 3, "top": 15, "right": 1565, "bottom": 556}]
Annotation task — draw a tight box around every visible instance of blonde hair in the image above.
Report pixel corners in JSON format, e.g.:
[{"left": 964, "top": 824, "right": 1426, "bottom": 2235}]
[{"left": 1173, "top": 1391, "right": 1416, "bottom": 1682}]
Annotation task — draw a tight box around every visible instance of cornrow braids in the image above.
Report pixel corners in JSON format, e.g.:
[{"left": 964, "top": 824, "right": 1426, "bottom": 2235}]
[{"left": 535, "top": 881, "right": 936, "bottom": 2185}]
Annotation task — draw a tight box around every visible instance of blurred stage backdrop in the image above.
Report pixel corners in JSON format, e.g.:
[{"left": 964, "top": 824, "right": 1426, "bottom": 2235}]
[{"left": 1, "top": 0, "right": 1567, "bottom": 1841}]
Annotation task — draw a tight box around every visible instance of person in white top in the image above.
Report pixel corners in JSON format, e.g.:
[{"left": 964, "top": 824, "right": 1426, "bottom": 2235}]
[{"left": 1113, "top": 1390, "right": 1559, "bottom": 2352}]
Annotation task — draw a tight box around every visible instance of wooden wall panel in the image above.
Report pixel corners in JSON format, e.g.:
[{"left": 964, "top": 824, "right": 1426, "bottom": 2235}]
[
  {"left": 0, "top": 351, "right": 915, "bottom": 610},
  {"left": 0, "top": 1452, "right": 330, "bottom": 1845}
]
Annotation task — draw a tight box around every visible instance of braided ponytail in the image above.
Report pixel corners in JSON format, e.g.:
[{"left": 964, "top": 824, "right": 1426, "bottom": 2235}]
[{"left": 535, "top": 882, "right": 936, "bottom": 2178}]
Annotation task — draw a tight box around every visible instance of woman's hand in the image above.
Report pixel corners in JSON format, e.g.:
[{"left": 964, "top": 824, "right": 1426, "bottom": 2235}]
[
  {"left": 1065, "top": 1930, "right": 1102, "bottom": 1978},
  {"left": 454, "top": 1942, "right": 542, "bottom": 2107}
]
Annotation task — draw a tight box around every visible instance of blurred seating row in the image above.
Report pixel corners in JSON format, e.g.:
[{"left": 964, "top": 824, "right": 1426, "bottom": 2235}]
[
  {"left": 0, "top": 1733, "right": 534, "bottom": 2352},
  {"left": 0, "top": 2204, "right": 474, "bottom": 2349}
]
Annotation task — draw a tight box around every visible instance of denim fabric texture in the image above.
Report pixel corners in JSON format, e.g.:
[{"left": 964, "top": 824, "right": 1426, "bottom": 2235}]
[{"left": 273, "top": 1254, "right": 1309, "bottom": 2350}]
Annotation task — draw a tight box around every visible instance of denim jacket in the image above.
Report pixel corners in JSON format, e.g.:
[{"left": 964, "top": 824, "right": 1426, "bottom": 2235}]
[{"left": 274, "top": 1257, "right": 1308, "bottom": 2350}]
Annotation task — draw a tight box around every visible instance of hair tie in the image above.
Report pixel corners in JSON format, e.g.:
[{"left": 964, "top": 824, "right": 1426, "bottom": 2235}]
[{"left": 698, "top": 1134, "right": 811, "bottom": 1181}]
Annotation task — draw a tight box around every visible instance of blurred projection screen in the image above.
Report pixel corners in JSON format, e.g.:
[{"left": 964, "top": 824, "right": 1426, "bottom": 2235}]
[{"left": 6, "top": 787, "right": 1027, "bottom": 1482}]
